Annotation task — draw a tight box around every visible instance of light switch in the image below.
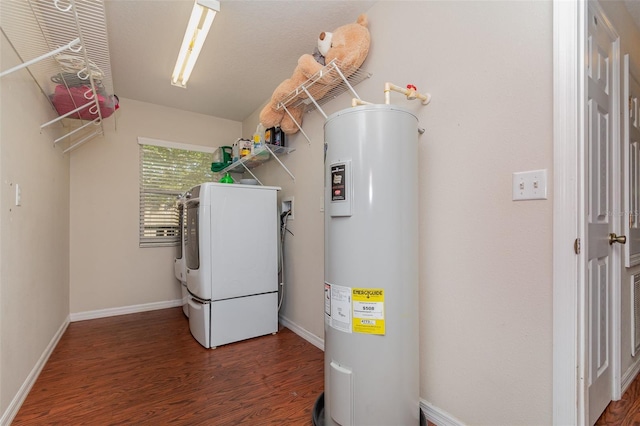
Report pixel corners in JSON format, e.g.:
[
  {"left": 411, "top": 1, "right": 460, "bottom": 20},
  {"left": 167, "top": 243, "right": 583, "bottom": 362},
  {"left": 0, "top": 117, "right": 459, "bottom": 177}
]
[
  {"left": 15, "top": 184, "right": 21, "bottom": 206},
  {"left": 512, "top": 169, "right": 547, "bottom": 201}
]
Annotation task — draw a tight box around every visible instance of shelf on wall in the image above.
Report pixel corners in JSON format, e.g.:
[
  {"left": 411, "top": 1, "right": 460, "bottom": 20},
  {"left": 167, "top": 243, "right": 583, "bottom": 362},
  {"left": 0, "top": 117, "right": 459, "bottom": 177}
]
[
  {"left": 275, "top": 59, "right": 372, "bottom": 143},
  {"left": 0, "top": 0, "right": 116, "bottom": 153},
  {"left": 221, "top": 143, "right": 296, "bottom": 184}
]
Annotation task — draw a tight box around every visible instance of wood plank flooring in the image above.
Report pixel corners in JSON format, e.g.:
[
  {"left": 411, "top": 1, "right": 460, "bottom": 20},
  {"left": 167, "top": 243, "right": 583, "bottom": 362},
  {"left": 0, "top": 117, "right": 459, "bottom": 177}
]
[
  {"left": 596, "top": 371, "right": 640, "bottom": 425},
  {"left": 12, "top": 307, "right": 324, "bottom": 425},
  {"left": 16, "top": 305, "right": 640, "bottom": 425}
]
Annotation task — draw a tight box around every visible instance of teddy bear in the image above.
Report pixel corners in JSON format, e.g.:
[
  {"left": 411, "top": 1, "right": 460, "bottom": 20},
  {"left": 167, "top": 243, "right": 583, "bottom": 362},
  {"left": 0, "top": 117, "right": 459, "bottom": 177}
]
[{"left": 259, "top": 14, "right": 370, "bottom": 135}]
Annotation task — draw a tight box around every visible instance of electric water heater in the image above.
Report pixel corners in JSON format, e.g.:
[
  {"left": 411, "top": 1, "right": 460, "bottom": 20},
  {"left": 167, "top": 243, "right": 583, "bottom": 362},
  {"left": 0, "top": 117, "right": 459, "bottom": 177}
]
[{"left": 323, "top": 104, "right": 420, "bottom": 425}]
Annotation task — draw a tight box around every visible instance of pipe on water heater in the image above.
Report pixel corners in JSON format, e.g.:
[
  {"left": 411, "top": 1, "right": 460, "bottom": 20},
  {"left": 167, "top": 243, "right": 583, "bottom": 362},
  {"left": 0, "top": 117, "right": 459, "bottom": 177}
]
[
  {"left": 384, "top": 82, "right": 431, "bottom": 105},
  {"left": 351, "top": 82, "right": 431, "bottom": 108}
]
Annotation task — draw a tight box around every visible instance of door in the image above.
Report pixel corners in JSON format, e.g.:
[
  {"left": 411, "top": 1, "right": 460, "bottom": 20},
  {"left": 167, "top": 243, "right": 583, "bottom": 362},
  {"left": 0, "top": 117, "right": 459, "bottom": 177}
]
[
  {"left": 624, "top": 55, "right": 640, "bottom": 268},
  {"left": 623, "top": 55, "right": 640, "bottom": 387},
  {"left": 586, "top": 3, "right": 621, "bottom": 424}
]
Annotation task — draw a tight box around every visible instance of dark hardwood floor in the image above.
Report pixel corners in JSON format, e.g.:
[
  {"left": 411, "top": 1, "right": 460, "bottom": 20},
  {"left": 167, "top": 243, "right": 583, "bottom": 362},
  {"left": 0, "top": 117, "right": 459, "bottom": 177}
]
[
  {"left": 16, "top": 305, "right": 640, "bottom": 425},
  {"left": 596, "top": 371, "right": 640, "bottom": 425},
  {"left": 12, "top": 307, "right": 324, "bottom": 425}
]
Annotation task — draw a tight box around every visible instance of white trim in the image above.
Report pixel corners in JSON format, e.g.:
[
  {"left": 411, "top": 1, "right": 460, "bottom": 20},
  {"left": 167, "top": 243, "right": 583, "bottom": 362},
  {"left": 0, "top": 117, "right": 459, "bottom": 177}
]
[
  {"left": 70, "top": 299, "right": 183, "bottom": 322},
  {"left": 0, "top": 317, "right": 70, "bottom": 426},
  {"left": 632, "top": 273, "right": 640, "bottom": 357},
  {"left": 607, "top": 19, "right": 623, "bottom": 404},
  {"left": 420, "top": 399, "right": 465, "bottom": 426},
  {"left": 137, "top": 136, "right": 216, "bottom": 153},
  {"left": 620, "top": 355, "right": 640, "bottom": 395},
  {"left": 278, "top": 314, "right": 324, "bottom": 351},
  {"left": 552, "top": 0, "right": 585, "bottom": 424},
  {"left": 554, "top": 2, "right": 624, "bottom": 422}
]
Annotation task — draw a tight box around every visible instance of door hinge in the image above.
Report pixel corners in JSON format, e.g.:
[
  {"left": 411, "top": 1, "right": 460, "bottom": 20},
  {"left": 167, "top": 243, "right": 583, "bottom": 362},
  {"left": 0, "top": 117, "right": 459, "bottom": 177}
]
[{"left": 574, "top": 238, "right": 581, "bottom": 255}]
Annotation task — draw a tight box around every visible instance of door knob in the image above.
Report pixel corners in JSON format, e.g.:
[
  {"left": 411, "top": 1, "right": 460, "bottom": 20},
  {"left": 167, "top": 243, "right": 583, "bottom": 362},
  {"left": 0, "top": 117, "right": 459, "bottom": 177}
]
[{"left": 609, "top": 233, "right": 627, "bottom": 245}]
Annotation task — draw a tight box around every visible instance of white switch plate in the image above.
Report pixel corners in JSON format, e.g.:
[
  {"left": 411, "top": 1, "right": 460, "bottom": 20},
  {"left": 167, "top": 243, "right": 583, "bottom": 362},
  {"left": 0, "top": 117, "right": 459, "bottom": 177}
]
[
  {"left": 15, "top": 184, "right": 21, "bottom": 206},
  {"left": 512, "top": 169, "right": 547, "bottom": 201}
]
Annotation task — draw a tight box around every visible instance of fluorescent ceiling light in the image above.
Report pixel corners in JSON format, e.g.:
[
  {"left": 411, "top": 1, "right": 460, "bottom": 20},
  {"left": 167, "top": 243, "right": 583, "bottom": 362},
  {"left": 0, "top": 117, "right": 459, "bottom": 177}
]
[{"left": 171, "top": 0, "right": 219, "bottom": 88}]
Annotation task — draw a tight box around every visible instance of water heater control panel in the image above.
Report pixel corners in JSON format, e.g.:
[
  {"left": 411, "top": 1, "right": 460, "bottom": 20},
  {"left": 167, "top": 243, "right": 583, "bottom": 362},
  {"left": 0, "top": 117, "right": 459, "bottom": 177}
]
[{"left": 329, "top": 160, "right": 352, "bottom": 217}]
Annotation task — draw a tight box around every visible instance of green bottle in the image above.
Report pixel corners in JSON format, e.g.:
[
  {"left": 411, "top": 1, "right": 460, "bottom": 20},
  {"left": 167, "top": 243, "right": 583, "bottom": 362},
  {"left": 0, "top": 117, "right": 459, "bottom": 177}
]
[{"left": 219, "top": 172, "right": 234, "bottom": 184}]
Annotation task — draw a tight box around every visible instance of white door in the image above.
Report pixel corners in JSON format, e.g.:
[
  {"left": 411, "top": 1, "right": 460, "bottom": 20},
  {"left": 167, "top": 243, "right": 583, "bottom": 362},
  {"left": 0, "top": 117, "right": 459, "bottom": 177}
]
[
  {"left": 623, "top": 56, "right": 640, "bottom": 373},
  {"left": 624, "top": 55, "right": 640, "bottom": 268},
  {"left": 586, "top": 3, "right": 621, "bottom": 424}
]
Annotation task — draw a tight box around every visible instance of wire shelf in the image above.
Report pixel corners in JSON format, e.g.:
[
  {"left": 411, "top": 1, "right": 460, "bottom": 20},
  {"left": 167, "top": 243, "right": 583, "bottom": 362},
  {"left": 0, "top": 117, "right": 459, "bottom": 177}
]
[
  {"left": 276, "top": 59, "right": 372, "bottom": 114},
  {"left": 0, "top": 0, "right": 115, "bottom": 153}
]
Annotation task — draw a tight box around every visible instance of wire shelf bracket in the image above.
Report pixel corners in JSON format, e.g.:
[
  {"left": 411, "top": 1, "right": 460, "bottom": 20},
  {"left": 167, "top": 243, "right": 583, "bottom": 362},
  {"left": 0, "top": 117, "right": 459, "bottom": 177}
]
[{"left": 276, "top": 59, "right": 372, "bottom": 144}]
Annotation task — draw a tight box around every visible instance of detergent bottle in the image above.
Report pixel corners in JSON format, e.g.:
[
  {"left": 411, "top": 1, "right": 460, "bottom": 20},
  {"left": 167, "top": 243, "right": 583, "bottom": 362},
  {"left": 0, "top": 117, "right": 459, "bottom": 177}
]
[{"left": 252, "top": 123, "right": 265, "bottom": 154}]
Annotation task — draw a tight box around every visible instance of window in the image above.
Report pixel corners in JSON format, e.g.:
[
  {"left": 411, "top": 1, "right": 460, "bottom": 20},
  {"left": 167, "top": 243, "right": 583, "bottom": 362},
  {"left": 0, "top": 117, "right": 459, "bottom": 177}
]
[{"left": 138, "top": 137, "right": 215, "bottom": 247}]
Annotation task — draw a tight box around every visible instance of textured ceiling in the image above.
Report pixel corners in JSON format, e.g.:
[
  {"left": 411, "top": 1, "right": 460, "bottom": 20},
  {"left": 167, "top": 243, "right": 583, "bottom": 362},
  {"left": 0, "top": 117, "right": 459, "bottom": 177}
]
[{"left": 104, "top": 0, "right": 376, "bottom": 122}]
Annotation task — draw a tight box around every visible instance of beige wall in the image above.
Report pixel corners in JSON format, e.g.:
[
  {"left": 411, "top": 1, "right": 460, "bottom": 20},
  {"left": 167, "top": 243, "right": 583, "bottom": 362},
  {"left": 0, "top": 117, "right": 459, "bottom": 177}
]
[
  {"left": 7, "top": 1, "right": 640, "bottom": 425},
  {"left": 243, "top": 105, "right": 326, "bottom": 340},
  {"left": 69, "top": 98, "right": 241, "bottom": 314},
  {"left": 246, "top": 1, "right": 554, "bottom": 424},
  {"left": 0, "top": 37, "right": 70, "bottom": 418},
  {"left": 413, "top": 3, "right": 553, "bottom": 422}
]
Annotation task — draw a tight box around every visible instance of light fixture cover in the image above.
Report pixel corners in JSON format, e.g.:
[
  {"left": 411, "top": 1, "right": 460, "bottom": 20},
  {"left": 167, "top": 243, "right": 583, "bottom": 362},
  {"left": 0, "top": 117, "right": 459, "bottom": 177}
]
[{"left": 171, "top": 0, "right": 220, "bottom": 88}]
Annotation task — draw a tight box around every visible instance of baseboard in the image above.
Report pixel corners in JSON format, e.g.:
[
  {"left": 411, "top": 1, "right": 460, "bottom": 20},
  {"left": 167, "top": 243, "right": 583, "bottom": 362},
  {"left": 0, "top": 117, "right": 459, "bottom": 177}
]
[
  {"left": 279, "top": 314, "right": 324, "bottom": 351},
  {"left": 621, "top": 357, "right": 640, "bottom": 396},
  {"left": 69, "top": 299, "right": 183, "bottom": 322},
  {"left": 420, "top": 399, "right": 466, "bottom": 426},
  {"left": 273, "top": 318, "right": 466, "bottom": 426},
  {"left": 0, "top": 316, "right": 70, "bottom": 426}
]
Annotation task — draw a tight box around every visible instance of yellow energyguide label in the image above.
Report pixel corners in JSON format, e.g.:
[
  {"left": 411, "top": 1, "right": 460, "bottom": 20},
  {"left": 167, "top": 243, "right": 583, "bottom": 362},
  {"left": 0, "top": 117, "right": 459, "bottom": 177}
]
[{"left": 352, "top": 288, "right": 385, "bottom": 335}]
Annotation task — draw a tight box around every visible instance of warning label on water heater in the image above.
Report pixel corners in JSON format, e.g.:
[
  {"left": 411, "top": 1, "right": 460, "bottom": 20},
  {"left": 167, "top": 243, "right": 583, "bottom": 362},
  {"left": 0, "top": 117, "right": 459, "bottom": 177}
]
[
  {"left": 326, "top": 283, "right": 352, "bottom": 333},
  {"left": 352, "top": 288, "right": 385, "bottom": 335}
]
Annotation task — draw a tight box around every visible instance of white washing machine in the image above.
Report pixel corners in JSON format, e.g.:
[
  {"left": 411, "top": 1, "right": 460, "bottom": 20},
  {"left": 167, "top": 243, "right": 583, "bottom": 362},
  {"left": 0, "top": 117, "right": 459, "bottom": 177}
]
[{"left": 185, "top": 182, "right": 280, "bottom": 348}]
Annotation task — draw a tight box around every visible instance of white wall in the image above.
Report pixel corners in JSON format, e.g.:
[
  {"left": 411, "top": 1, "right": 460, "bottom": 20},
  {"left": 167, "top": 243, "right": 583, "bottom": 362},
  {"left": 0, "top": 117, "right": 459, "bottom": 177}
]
[
  {"left": 246, "top": 1, "right": 554, "bottom": 424},
  {"left": 0, "top": 37, "right": 70, "bottom": 420},
  {"left": 69, "top": 98, "right": 241, "bottom": 314}
]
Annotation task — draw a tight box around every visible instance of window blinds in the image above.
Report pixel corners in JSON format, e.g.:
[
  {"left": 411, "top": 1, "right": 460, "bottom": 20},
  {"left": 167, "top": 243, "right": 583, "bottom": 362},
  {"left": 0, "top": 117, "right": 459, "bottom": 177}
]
[{"left": 139, "top": 139, "right": 214, "bottom": 247}]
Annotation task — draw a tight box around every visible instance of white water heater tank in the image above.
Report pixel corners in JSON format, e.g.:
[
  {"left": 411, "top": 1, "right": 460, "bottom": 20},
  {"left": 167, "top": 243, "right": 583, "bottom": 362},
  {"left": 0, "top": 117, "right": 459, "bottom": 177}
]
[{"left": 324, "top": 104, "right": 420, "bottom": 425}]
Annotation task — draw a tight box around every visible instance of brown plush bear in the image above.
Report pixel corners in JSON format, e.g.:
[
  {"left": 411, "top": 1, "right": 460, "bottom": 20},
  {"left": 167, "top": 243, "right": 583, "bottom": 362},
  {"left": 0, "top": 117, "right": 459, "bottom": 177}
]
[{"left": 259, "top": 14, "right": 370, "bottom": 135}]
